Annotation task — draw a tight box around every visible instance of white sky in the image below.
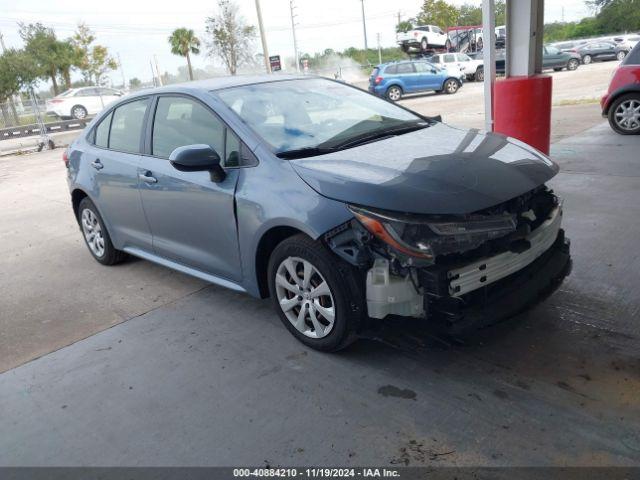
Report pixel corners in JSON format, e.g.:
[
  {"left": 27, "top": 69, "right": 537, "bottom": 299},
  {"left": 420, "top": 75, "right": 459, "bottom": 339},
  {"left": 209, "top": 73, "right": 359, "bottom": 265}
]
[{"left": 0, "top": 0, "right": 592, "bottom": 85}]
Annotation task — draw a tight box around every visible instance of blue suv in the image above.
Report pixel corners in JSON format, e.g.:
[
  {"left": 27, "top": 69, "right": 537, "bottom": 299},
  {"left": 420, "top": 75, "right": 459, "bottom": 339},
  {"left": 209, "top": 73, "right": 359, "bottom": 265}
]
[{"left": 369, "top": 60, "right": 464, "bottom": 101}]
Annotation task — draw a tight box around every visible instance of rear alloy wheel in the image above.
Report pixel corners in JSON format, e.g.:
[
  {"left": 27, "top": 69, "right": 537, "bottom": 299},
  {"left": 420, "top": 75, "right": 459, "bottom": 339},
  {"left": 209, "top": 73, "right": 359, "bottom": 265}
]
[
  {"left": 475, "top": 67, "right": 484, "bottom": 82},
  {"left": 617, "top": 51, "right": 627, "bottom": 61},
  {"left": 71, "top": 105, "right": 88, "bottom": 120},
  {"left": 386, "top": 85, "right": 402, "bottom": 102},
  {"left": 608, "top": 94, "right": 640, "bottom": 135},
  {"left": 444, "top": 79, "right": 460, "bottom": 94},
  {"left": 268, "top": 234, "right": 364, "bottom": 352},
  {"left": 567, "top": 59, "right": 579, "bottom": 71},
  {"left": 582, "top": 54, "right": 592, "bottom": 65},
  {"left": 78, "top": 197, "right": 127, "bottom": 265},
  {"left": 421, "top": 37, "right": 429, "bottom": 51},
  {"left": 477, "top": 37, "right": 484, "bottom": 51}
]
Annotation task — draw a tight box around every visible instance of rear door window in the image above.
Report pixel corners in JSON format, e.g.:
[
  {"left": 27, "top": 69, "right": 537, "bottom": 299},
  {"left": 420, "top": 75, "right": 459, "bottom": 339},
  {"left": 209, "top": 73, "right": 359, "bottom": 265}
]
[
  {"left": 94, "top": 112, "right": 112, "bottom": 148},
  {"left": 396, "top": 63, "right": 415, "bottom": 74},
  {"left": 384, "top": 65, "right": 398, "bottom": 74},
  {"left": 443, "top": 54, "right": 456, "bottom": 63},
  {"left": 109, "top": 98, "right": 150, "bottom": 153},
  {"left": 624, "top": 43, "right": 640, "bottom": 65}
]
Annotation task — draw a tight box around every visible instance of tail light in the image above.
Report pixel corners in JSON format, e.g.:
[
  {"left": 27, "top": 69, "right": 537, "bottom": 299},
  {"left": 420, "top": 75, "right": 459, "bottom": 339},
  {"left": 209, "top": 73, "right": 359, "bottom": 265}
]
[
  {"left": 62, "top": 149, "right": 69, "bottom": 168},
  {"left": 374, "top": 76, "right": 383, "bottom": 85},
  {"left": 48, "top": 99, "right": 64, "bottom": 104},
  {"left": 414, "top": 32, "right": 419, "bottom": 38}
]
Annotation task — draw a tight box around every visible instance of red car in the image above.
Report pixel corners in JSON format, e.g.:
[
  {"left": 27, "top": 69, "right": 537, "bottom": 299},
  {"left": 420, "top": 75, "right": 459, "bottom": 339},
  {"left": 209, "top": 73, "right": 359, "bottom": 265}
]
[{"left": 601, "top": 41, "right": 640, "bottom": 134}]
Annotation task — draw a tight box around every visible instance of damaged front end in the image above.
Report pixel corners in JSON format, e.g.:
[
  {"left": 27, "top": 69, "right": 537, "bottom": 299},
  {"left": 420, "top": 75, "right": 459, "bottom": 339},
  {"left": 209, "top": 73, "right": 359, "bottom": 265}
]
[{"left": 324, "top": 186, "right": 572, "bottom": 333}]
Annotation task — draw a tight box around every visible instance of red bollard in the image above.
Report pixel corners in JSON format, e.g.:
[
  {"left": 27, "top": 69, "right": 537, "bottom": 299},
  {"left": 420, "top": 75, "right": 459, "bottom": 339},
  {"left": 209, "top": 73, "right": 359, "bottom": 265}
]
[{"left": 493, "top": 75, "right": 552, "bottom": 155}]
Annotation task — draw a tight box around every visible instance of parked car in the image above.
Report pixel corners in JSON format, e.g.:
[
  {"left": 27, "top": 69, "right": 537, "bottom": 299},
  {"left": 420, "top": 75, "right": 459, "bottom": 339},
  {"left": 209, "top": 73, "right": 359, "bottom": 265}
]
[
  {"left": 428, "top": 52, "right": 484, "bottom": 81},
  {"left": 369, "top": 61, "right": 464, "bottom": 101},
  {"left": 601, "top": 42, "right": 640, "bottom": 134},
  {"left": 542, "top": 45, "right": 581, "bottom": 71},
  {"left": 46, "top": 87, "right": 124, "bottom": 120},
  {"left": 474, "top": 25, "right": 506, "bottom": 51},
  {"left": 467, "top": 50, "right": 506, "bottom": 75},
  {"left": 64, "top": 75, "right": 571, "bottom": 351},
  {"left": 396, "top": 25, "right": 451, "bottom": 52},
  {"left": 550, "top": 40, "right": 589, "bottom": 53},
  {"left": 612, "top": 34, "right": 640, "bottom": 52},
  {"left": 574, "top": 41, "right": 618, "bottom": 64}
]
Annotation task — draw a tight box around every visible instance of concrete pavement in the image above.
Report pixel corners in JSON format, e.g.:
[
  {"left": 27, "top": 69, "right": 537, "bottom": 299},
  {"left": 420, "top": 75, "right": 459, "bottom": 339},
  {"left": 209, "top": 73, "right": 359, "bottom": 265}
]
[{"left": 0, "top": 122, "right": 639, "bottom": 466}]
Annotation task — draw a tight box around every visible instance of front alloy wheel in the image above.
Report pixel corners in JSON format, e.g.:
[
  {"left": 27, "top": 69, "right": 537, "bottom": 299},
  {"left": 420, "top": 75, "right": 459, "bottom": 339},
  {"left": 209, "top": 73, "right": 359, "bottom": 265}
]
[
  {"left": 617, "top": 51, "right": 627, "bottom": 61},
  {"left": 267, "top": 234, "right": 364, "bottom": 351},
  {"left": 72, "top": 105, "right": 88, "bottom": 120},
  {"left": 275, "top": 257, "right": 335, "bottom": 339}
]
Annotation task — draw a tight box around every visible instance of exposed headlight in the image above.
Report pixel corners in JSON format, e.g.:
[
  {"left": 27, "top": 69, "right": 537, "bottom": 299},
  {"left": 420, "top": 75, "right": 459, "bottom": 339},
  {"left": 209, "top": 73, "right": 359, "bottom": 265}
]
[{"left": 349, "top": 205, "right": 517, "bottom": 261}]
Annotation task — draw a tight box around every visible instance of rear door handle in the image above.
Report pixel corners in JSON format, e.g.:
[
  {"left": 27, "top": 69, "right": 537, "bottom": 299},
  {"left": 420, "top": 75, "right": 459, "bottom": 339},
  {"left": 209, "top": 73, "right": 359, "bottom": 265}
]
[
  {"left": 139, "top": 172, "right": 158, "bottom": 184},
  {"left": 91, "top": 159, "right": 104, "bottom": 170}
]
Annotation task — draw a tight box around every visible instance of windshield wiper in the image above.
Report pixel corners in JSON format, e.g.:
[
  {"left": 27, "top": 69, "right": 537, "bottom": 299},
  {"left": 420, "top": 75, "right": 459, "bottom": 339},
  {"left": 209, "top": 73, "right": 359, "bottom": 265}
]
[
  {"left": 321, "top": 122, "right": 429, "bottom": 151},
  {"left": 276, "top": 146, "right": 338, "bottom": 160}
]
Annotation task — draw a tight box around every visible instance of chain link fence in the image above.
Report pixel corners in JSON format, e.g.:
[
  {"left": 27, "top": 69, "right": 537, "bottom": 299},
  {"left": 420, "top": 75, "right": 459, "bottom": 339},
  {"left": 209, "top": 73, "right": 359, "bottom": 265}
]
[{"left": 0, "top": 97, "right": 58, "bottom": 130}]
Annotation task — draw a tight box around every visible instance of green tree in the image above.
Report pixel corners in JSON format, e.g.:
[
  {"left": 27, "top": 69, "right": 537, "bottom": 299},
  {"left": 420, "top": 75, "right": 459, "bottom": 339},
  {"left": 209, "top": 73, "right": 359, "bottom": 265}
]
[
  {"left": 18, "top": 23, "right": 67, "bottom": 95},
  {"left": 0, "top": 49, "right": 39, "bottom": 123},
  {"left": 596, "top": 0, "right": 640, "bottom": 33},
  {"left": 396, "top": 20, "right": 414, "bottom": 33},
  {"left": 129, "top": 77, "right": 142, "bottom": 89},
  {"left": 458, "top": 4, "right": 482, "bottom": 26},
  {"left": 415, "top": 0, "right": 459, "bottom": 29},
  {"left": 168, "top": 28, "right": 201, "bottom": 81},
  {"left": 205, "top": 0, "right": 256, "bottom": 75},
  {"left": 71, "top": 23, "right": 96, "bottom": 83},
  {"left": 86, "top": 45, "right": 118, "bottom": 85}
]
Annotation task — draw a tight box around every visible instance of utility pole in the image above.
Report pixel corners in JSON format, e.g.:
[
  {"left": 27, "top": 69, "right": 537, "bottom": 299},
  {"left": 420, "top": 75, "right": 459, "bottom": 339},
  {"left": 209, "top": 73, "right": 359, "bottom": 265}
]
[
  {"left": 150, "top": 60, "right": 157, "bottom": 87},
  {"left": 117, "top": 53, "right": 127, "bottom": 89},
  {"left": 290, "top": 0, "right": 300, "bottom": 73},
  {"left": 360, "top": 0, "right": 368, "bottom": 50},
  {"left": 255, "top": 0, "right": 271, "bottom": 73},
  {"left": 397, "top": 11, "right": 401, "bottom": 26},
  {"left": 376, "top": 33, "right": 382, "bottom": 64},
  {"left": 154, "top": 54, "right": 163, "bottom": 86}
]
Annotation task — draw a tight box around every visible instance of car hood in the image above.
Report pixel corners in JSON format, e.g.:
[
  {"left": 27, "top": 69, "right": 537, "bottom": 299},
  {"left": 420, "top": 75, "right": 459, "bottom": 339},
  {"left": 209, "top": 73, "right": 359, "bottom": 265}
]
[{"left": 290, "top": 123, "right": 559, "bottom": 215}]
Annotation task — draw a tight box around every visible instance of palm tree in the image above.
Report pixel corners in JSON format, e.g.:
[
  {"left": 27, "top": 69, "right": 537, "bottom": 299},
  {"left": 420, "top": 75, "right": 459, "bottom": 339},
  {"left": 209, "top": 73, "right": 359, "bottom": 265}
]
[{"left": 168, "top": 28, "right": 201, "bottom": 81}]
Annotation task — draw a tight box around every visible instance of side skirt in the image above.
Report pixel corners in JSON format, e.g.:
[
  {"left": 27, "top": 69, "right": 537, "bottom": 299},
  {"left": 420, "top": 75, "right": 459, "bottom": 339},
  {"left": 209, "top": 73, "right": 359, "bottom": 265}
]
[{"left": 123, "top": 246, "right": 247, "bottom": 293}]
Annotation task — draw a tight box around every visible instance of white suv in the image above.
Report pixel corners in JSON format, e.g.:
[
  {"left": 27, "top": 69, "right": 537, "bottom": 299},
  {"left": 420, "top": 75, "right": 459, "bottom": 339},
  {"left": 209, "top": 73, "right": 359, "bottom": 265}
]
[
  {"left": 46, "top": 87, "right": 124, "bottom": 120},
  {"left": 428, "top": 53, "right": 484, "bottom": 81},
  {"left": 397, "top": 25, "right": 451, "bottom": 52}
]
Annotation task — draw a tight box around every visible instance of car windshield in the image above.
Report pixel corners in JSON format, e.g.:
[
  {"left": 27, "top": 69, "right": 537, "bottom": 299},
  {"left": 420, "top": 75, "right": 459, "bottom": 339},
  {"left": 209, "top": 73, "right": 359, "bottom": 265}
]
[{"left": 216, "top": 78, "right": 427, "bottom": 157}]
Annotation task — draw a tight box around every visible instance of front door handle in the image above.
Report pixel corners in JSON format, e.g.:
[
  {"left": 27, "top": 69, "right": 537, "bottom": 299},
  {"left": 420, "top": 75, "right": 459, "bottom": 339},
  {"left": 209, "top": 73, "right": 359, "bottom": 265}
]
[
  {"left": 91, "top": 159, "right": 104, "bottom": 170},
  {"left": 139, "top": 172, "right": 158, "bottom": 184}
]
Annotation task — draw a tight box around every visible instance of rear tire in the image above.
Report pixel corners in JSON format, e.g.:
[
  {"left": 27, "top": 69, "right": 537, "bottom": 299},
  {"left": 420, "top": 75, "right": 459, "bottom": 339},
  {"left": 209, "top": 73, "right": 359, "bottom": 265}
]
[
  {"left": 567, "top": 59, "right": 579, "bottom": 71},
  {"left": 582, "top": 54, "right": 592, "bottom": 65},
  {"left": 78, "top": 197, "right": 127, "bottom": 265},
  {"left": 617, "top": 51, "right": 627, "bottom": 61},
  {"left": 71, "top": 105, "right": 88, "bottom": 120},
  {"left": 443, "top": 78, "right": 460, "bottom": 94},
  {"left": 421, "top": 37, "right": 429, "bottom": 51},
  {"left": 477, "top": 37, "right": 484, "bottom": 51},
  {"left": 475, "top": 67, "right": 484, "bottom": 82},
  {"left": 553, "top": 67, "right": 563, "bottom": 72},
  {"left": 267, "top": 234, "right": 365, "bottom": 352},
  {"left": 386, "top": 85, "right": 402, "bottom": 102},
  {"left": 607, "top": 93, "right": 640, "bottom": 135}
]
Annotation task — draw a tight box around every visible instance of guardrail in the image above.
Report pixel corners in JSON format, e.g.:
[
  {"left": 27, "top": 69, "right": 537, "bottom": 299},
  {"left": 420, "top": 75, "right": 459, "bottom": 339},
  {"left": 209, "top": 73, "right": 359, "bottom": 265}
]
[{"left": 0, "top": 117, "right": 93, "bottom": 141}]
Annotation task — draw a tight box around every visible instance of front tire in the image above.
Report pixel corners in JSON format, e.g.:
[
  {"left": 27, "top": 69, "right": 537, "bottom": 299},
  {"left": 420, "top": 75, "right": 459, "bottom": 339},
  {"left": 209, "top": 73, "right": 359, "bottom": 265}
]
[
  {"left": 617, "top": 51, "right": 627, "bottom": 61},
  {"left": 386, "top": 85, "right": 402, "bottom": 102},
  {"left": 267, "top": 234, "right": 364, "bottom": 352},
  {"left": 78, "top": 197, "right": 127, "bottom": 265},
  {"left": 475, "top": 67, "right": 484, "bottom": 82},
  {"left": 608, "top": 93, "right": 640, "bottom": 135}
]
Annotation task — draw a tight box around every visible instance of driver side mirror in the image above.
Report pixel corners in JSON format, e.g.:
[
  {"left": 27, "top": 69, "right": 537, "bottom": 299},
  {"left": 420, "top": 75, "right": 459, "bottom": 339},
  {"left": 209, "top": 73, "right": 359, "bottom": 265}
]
[{"left": 169, "top": 144, "right": 226, "bottom": 182}]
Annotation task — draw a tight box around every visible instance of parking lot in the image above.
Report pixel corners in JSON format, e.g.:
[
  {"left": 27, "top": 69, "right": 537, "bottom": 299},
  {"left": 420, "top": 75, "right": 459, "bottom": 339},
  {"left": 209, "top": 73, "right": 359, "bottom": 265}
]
[{"left": 1, "top": 60, "right": 639, "bottom": 466}]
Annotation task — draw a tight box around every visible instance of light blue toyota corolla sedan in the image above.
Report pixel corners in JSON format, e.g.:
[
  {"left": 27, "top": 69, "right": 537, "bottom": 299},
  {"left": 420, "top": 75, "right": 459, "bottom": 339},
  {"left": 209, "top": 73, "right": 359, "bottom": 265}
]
[{"left": 65, "top": 75, "right": 571, "bottom": 351}]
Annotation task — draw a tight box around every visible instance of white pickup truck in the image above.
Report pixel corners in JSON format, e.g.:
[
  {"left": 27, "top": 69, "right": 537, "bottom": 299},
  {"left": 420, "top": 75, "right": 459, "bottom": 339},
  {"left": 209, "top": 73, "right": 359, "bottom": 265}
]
[
  {"left": 428, "top": 52, "right": 485, "bottom": 82},
  {"left": 397, "top": 25, "right": 451, "bottom": 52}
]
